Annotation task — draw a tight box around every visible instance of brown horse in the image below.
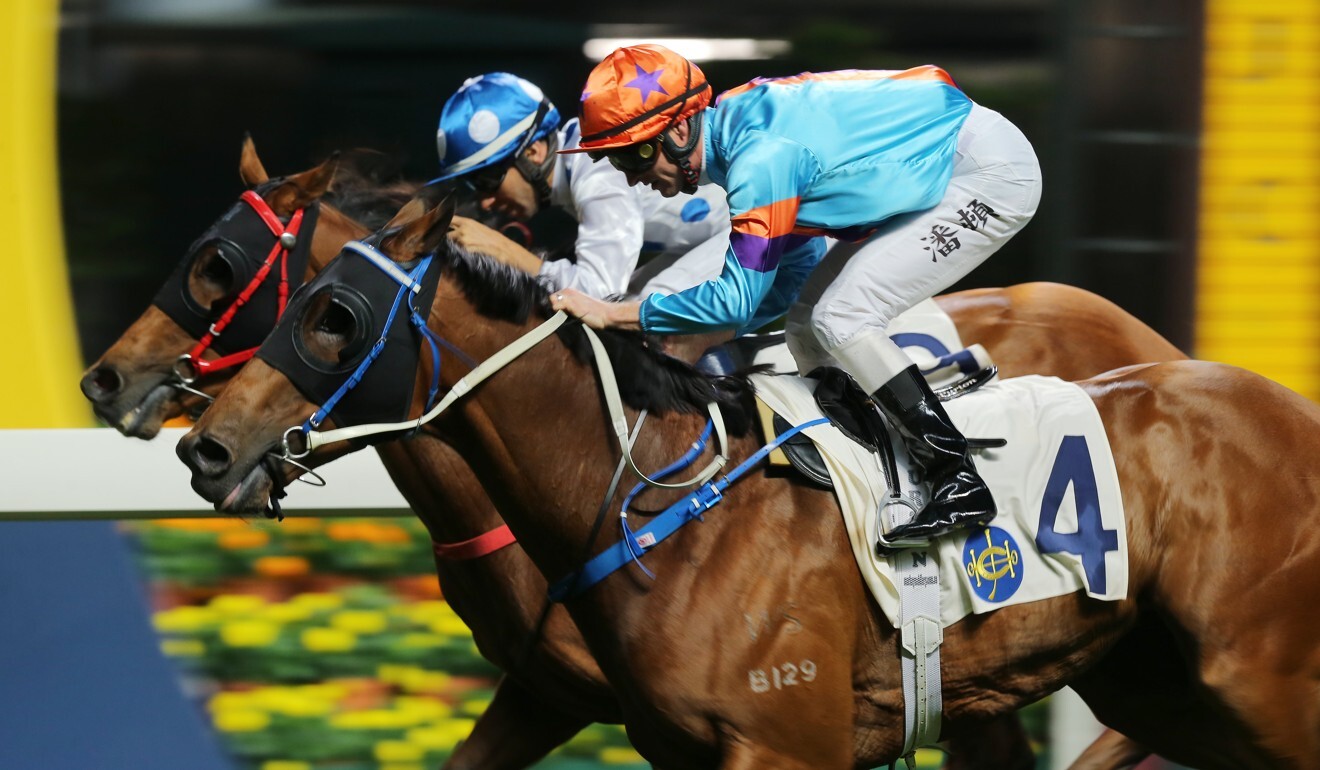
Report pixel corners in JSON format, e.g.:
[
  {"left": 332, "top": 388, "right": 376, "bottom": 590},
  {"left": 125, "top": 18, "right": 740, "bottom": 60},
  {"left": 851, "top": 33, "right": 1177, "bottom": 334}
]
[
  {"left": 180, "top": 202, "right": 1310, "bottom": 770},
  {"left": 81, "top": 144, "right": 1177, "bottom": 767},
  {"left": 86, "top": 146, "right": 1181, "bottom": 766}
]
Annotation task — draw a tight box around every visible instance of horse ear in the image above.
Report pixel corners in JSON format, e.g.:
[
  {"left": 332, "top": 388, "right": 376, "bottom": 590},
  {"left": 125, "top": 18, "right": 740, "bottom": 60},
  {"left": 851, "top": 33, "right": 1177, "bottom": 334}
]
[
  {"left": 380, "top": 197, "right": 456, "bottom": 262},
  {"left": 266, "top": 152, "right": 340, "bottom": 213},
  {"left": 419, "top": 198, "right": 456, "bottom": 255},
  {"left": 239, "top": 133, "right": 269, "bottom": 186},
  {"left": 382, "top": 197, "right": 428, "bottom": 230}
]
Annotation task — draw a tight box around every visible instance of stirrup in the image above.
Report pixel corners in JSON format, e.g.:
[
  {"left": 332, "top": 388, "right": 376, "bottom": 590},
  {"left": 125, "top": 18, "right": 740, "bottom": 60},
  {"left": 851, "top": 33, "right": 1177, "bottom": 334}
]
[{"left": 875, "top": 496, "right": 932, "bottom": 556}]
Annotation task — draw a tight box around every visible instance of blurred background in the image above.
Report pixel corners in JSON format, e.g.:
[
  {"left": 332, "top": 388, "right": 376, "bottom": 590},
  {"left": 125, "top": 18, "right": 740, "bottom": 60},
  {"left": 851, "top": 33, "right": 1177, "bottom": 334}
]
[{"left": 1, "top": 0, "right": 1316, "bottom": 768}]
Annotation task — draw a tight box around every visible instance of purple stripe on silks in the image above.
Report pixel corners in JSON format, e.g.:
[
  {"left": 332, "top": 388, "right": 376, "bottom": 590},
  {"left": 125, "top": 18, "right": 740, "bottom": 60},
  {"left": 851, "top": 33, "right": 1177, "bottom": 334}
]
[{"left": 730, "top": 230, "right": 802, "bottom": 273}]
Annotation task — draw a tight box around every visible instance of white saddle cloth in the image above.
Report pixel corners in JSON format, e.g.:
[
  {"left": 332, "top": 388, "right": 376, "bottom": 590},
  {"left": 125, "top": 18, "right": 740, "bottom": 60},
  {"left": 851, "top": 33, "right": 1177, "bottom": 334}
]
[{"left": 750, "top": 371, "right": 1129, "bottom": 629}]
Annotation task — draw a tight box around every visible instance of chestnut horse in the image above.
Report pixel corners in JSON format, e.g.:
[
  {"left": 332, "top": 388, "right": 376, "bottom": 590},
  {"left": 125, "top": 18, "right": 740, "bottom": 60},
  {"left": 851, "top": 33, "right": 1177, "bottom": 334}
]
[
  {"left": 85, "top": 145, "right": 1176, "bottom": 767},
  {"left": 179, "top": 202, "right": 1310, "bottom": 770}
]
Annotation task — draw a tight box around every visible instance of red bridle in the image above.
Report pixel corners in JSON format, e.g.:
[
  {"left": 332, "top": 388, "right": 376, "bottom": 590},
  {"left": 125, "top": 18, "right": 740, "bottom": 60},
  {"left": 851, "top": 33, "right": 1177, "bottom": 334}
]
[{"left": 174, "top": 191, "right": 306, "bottom": 383}]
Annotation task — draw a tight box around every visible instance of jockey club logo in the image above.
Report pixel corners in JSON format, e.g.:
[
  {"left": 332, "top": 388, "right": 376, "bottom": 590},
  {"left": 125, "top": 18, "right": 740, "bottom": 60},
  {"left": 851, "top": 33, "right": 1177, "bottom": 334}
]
[{"left": 963, "top": 525, "right": 1023, "bottom": 602}]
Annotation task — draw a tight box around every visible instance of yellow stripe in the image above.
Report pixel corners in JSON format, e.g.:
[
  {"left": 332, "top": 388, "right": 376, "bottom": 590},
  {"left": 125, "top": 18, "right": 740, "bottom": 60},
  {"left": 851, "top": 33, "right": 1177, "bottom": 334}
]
[
  {"left": 1195, "top": 0, "right": 1320, "bottom": 398},
  {"left": 0, "top": 0, "right": 89, "bottom": 426}
]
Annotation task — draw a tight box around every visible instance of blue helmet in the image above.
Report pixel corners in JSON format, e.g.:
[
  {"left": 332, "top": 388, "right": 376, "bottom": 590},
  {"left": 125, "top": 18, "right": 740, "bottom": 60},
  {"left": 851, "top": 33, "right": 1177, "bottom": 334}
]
[{"left": 433, "top": 73, "right": 561, "bottom": 183}]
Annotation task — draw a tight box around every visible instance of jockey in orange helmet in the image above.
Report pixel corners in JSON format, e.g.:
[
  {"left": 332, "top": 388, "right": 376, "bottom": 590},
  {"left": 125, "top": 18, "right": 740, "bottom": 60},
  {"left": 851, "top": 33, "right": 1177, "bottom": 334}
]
[{"left": 552, "top": 44, "right": 1043, "bottom": 547}]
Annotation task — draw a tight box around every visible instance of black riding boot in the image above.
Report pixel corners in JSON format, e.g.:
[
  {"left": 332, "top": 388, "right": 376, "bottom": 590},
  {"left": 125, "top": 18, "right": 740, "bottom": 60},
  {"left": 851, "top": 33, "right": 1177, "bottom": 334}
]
[{"left": 871, "top": 365, "right": 996, "bottom": 543}]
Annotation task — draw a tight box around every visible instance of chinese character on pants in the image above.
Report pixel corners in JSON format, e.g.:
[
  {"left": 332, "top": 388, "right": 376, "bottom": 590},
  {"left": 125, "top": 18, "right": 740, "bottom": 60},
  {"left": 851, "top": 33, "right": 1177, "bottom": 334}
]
[
  {"left": 956, "top": 199, "right": 999, "bottom": 231},
  {"left": 921, "top": 225, "right": 961, "bottom": 262}
]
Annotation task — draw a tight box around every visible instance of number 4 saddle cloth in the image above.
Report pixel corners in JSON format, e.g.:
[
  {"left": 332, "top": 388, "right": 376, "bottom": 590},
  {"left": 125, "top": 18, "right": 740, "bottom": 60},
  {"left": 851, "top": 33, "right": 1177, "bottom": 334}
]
[{"left": 750, "top": 370, "right": 1129, "bottom": 629}]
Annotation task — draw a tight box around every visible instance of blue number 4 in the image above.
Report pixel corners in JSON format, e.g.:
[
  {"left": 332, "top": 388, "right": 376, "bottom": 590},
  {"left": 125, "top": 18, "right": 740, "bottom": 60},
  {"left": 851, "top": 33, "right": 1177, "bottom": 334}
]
[{"left": 1036, "top": 435, "right": 1120, "bottom": 594}]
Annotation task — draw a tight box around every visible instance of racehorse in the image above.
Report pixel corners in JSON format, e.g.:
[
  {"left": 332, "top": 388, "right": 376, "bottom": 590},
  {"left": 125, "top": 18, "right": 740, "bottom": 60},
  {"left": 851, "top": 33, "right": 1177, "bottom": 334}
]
[
  {"left": 79, "top": 142, "right": 1180, "bottom": 767},
  {"left": 82, "top": 144, "right": 1182, "bottom": 766},
  {"left": 179, "top": 201, "right": 1312, "bottom": 770}
]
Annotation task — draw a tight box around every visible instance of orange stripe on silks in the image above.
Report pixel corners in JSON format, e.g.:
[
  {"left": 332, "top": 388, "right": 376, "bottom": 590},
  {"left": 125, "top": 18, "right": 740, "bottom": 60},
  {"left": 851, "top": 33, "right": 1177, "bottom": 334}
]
[
  {"left": 884, "top": 65, "right": 958, "bottom": 87},
  {"left": 717, "top": 66, "right": 958, "bottom": 103},
  {"left": 731, "top": 197, "right": 801, "bottom": 240}
]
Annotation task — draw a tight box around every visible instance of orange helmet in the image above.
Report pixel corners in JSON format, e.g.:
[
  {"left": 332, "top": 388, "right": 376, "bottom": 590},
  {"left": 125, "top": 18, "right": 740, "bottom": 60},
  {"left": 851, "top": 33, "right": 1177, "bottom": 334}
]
[{"left": 563, "top": 44, "right": 712, "bottom": 154}]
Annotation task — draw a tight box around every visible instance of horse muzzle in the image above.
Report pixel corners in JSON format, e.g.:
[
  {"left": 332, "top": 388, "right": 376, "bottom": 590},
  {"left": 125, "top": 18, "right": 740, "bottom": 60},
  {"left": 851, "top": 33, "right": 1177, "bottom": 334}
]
[
  {"left": 81, "top": 363, "right": 178, "bottom": 439},
  {"left": 176, "top": 430, "right": 274, "bottom": 513}
]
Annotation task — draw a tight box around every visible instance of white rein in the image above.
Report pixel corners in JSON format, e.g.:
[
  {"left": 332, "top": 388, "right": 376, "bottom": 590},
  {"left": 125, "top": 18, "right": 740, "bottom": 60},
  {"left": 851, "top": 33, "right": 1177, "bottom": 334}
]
[{"left": 284, "top": 311, "right": 729, "bottom": 491}]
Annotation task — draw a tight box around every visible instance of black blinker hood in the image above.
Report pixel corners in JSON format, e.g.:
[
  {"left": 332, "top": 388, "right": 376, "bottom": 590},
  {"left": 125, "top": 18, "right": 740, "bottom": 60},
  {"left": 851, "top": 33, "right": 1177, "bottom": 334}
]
[
  {"left": 152, "top": 192, "right": 318, "bottom": 354},
  {"left": 256, "top": 233, "right": 442, "bottom": 434}
]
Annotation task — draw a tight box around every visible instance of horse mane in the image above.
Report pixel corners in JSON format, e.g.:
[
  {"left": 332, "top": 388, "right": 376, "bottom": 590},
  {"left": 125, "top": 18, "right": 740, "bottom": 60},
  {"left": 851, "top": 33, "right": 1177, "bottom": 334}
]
[
  {"left": 324, "top": 164, "right": 421, "bottom": 231},
  {"left": 436, "top": 242, "right": 756, "bottom": 436}
]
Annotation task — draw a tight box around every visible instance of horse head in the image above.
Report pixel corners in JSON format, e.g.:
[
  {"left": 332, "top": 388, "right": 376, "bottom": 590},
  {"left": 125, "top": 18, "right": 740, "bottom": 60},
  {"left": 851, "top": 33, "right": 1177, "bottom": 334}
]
[
  {"left": 177, "top": 196, "right": 457, "bottom": 513},
  {"left": 78, "top": 136, "right": 411, "bottom": 438}
]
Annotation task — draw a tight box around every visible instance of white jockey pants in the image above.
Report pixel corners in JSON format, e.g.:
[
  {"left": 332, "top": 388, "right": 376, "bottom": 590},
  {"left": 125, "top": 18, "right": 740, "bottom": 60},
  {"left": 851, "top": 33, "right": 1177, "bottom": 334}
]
[{"left": 785, "top": 104, "right": 1043, "bottom": 393}]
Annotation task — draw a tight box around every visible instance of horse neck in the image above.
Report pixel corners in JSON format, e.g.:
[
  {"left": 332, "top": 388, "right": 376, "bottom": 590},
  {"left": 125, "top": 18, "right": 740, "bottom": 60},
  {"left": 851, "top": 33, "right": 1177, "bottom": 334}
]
[
  {"left": 427, "top": 283, "right": 736, "bottom": 585},
  {"left": 372, "top": 436, "right": 506, "bottom": 547}
]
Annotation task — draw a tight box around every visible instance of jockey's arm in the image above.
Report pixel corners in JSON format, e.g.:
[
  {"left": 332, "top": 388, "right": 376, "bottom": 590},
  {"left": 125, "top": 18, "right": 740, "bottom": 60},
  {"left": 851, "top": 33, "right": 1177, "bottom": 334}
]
[
  {"left": 539, "top": 153, "right": 645, "bottom": 298},
  {"left": 737, "top": 236, "right": 826, "bottom": 334},
  {"left": 635, "top": 133, "right": 820, "bottom": 335}
]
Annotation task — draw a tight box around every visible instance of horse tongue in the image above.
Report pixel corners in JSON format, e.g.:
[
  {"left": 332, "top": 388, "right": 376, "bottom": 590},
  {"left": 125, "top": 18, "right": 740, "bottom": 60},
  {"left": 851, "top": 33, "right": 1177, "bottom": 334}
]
[{"left": 220, "top": 462, "right": 271, "bottom": 513}]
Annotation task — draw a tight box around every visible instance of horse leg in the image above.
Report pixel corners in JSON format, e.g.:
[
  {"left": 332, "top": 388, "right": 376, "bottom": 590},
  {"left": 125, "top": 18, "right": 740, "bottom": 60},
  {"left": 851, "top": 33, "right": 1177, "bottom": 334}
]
[
  {"left": 1069, "top": 615, "right": 1272, "bottom": 770},
  {"left": 442, "top": 674, "right": 591, "bottom": 770},
  {"left": 1064, "top": 729, "right": 1149, "bottom": 770},
  {"left": 942, "top": 712, "right": 1034, "bottom": 770}
]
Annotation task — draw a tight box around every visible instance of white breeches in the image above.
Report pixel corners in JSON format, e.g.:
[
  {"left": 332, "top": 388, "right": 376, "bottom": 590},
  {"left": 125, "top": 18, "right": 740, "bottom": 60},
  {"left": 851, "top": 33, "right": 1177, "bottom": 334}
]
[{"left": 785, "top": 104, "right": 1043, "bottom": 392}]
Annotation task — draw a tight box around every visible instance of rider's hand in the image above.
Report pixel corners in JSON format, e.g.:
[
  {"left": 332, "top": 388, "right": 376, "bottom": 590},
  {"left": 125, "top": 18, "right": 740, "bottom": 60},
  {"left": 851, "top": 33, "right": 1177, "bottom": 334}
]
[
  {"left": 448, "top": 216, "right": 543, "bottom": 275},
  {"left": 549, "top": 288, "right": 642, "bottom": 331}
]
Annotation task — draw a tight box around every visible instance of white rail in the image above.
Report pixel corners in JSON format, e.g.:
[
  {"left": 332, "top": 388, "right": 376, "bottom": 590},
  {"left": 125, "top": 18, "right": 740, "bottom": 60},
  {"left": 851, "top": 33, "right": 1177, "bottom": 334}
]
[{"left": 0, "top": 428, "right": 410, "bottom": 520}]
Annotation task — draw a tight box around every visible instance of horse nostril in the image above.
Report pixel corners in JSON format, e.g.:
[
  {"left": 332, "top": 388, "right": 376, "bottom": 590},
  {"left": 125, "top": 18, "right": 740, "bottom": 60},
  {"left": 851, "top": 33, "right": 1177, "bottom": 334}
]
[
  {"left": 81, "top": 366, "right": 124, "bottom": 402},
  {"left": 189, "top": 434, "right": 233, "bottom": 476}
]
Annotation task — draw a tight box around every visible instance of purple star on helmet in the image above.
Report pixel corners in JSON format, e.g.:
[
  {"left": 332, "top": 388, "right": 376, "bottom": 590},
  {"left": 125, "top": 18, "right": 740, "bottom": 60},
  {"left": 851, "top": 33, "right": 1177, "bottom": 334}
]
[
  {"left": 580, "top": 89, "right": 591, "bottom": 103},
  {"left": 625, "top": 65, "right": 668, "bottom": 105}
]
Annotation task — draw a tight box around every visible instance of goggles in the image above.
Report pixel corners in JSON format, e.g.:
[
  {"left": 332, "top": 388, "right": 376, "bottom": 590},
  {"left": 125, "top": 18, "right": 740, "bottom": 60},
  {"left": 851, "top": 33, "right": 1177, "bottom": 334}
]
[
  {"left": 591, "top": 140, "right": 659, "bottom": 174},
  {"left": 459, "top": 160, "right": 513, "bottom": 196}
]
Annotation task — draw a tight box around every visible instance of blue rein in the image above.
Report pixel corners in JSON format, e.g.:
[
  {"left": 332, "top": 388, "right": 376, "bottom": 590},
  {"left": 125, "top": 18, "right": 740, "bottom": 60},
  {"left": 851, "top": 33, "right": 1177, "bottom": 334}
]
[
  {"left": 303, "top": 241, "right": 467, "bottom": 433},
  {"left": 548, "top": 416, "right": 830, "bottom": 602}
]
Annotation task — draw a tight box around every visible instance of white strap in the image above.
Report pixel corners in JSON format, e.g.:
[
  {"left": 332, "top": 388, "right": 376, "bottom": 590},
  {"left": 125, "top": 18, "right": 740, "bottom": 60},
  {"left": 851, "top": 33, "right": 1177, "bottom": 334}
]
[
  {"left": 887, "top": 496, "right": 944, "bottom": 758},
  {"left": 303, "top": 314, "right": 729, "bottom": 496},
  {"left": 306, "top": 311, "right": 569, "bottom": 451},
  {"left": 343, "top": 241, "right": 422, "bottom": 293},
  {"left": 582, "top": 327, "right": 728, "bottom": 490}
]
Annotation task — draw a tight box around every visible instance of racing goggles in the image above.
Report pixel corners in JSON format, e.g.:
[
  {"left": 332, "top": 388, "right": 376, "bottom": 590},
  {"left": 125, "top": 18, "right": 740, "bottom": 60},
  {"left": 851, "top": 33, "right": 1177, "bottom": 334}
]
[
  {"left": 459, "top": 160, "right": 513, "bottom": 196},
  {"left": 591, "top": 140, "right": 660, "bottom": 174}
]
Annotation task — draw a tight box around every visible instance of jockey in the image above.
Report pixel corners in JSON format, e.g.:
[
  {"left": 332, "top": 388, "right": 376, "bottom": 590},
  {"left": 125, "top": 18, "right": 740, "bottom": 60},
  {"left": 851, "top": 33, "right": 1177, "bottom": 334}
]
[
  {"left": 550, "top": 45, "right": 1043, "bottom": 544},
  {"left": 431, "top": 72, "right": 729, "bottom": 299}
]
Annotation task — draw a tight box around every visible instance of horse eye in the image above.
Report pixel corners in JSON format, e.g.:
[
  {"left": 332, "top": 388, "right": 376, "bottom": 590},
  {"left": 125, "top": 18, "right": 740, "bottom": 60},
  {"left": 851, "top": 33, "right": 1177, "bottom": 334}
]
[
  {"left": 296, "top": 288, "right": 371, "bottom": 368},
  {"left": 187, "top": 246, "right": 240, "bottom": 312},
  {"left": 316, "top": 300, "right": 358, "bottom": 338},
  {"left": 199, "top": 252, "right": 235, "bottom": 287}
]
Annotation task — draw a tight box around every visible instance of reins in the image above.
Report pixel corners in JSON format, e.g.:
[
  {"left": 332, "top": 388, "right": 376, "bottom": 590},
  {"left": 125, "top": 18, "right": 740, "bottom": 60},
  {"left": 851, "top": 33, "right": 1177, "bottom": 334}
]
[{"left": 281, "top": 310, "right": 731, "bottom": 496}]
